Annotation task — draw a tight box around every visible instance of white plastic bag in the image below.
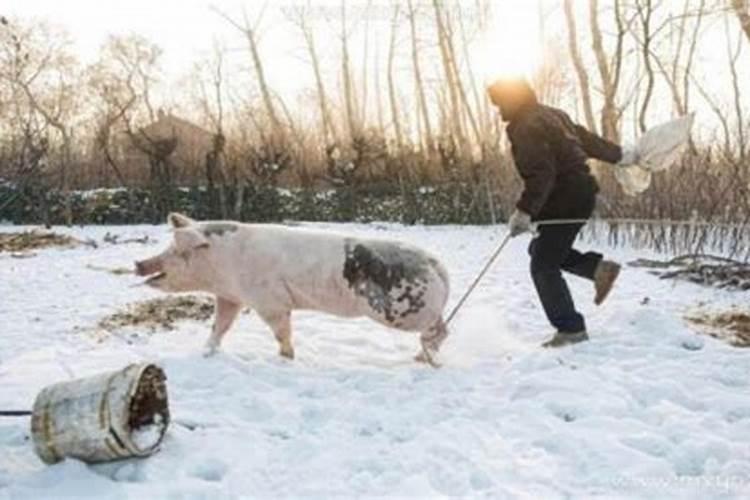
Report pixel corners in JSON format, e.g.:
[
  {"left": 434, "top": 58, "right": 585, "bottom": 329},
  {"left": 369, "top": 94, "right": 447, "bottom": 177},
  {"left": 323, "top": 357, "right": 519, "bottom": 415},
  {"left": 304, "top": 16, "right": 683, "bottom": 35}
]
[{"left": 615, "top": 113, "right": 695, "bottom": 196}]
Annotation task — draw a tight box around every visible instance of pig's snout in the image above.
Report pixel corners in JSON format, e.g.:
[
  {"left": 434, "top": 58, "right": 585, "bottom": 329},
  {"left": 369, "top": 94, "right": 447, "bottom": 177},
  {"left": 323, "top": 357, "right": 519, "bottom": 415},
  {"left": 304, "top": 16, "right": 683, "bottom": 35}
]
[{"left": 135, "top": 257, "right": 162, "bottom": 277}]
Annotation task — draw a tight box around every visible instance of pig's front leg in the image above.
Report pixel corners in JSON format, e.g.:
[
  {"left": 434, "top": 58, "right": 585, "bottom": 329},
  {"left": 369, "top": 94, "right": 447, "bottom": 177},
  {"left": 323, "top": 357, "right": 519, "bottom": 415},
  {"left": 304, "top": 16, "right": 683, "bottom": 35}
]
[
  {"left": 203, "top": 296, "right": 242, "bottom": 357},
  {"left": 258, "top": 310, "right": 294, "bottom": 360}
]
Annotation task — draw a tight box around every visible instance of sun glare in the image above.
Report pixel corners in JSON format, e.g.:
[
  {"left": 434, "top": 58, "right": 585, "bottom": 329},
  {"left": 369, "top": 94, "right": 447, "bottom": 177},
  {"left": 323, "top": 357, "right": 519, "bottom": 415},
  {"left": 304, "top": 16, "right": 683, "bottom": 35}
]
[{"left": 479, "top": 1, "right": 542, "bottom": 84}]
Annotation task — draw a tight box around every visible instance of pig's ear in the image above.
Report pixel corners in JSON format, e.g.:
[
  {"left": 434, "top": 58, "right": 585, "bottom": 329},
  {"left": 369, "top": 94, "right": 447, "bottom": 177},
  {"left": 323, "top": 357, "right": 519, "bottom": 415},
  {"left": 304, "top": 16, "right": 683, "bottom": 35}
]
[
  {"left": 174, "top": 227, "right": 209, "bottom": 250},
  {"left": 168, "top": 212, "right": 195, "bottom": 229}
]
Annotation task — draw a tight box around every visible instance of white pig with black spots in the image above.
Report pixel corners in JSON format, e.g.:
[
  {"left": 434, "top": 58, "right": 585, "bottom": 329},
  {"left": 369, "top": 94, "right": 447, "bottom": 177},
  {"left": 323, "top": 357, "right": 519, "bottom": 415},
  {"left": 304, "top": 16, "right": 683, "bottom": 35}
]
[{"left": 135, "top": 213, "right": 451, "bottom": 365}]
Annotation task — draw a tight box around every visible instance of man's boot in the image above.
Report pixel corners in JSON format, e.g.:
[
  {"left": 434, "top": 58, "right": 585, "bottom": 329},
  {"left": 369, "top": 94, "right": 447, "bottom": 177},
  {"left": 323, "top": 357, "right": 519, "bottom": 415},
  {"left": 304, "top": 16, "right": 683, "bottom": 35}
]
[
  {"left": 594, "top": 260, "right": 621, "bottom": 305},
  {"left": 542, "top": 330, "right": 589, "bottom": 348}
]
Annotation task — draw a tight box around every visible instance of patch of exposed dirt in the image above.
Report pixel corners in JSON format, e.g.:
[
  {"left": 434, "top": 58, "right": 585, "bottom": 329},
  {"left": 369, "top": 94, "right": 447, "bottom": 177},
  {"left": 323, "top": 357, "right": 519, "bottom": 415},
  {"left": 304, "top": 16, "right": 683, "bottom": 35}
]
[
  {"left": 0, "top": 230, "right": 81, "bottom": 253},
  {"left": 686, "top": 310, "right": 750, "bottom": 348},
  {"left": 98, "top": 295, "right": 216, "bottom": 332}
]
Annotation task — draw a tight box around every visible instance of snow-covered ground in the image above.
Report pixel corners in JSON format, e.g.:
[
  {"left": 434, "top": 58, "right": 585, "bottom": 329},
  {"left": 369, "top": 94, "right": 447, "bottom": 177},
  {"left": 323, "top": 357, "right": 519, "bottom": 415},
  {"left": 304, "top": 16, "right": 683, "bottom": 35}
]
[{"left": 1, "top": 222, "right": 749, "bottom": 499}]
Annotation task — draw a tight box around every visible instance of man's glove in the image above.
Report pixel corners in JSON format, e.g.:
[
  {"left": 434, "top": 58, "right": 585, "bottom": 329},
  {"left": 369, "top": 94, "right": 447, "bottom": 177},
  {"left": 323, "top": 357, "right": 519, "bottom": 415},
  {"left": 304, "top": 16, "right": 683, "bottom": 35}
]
[
  {"left": 618, "top": 143, "right": 639, "bottom": 167},
  {"left": 508, "top": 209, "right": 532, "bottom": 237}
]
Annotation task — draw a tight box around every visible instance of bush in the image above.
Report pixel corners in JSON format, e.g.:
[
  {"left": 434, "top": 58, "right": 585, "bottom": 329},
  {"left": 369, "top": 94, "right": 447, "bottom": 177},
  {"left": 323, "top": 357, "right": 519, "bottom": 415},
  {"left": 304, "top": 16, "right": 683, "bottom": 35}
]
[{"left": 0, "top": 182, "right": 508, "bottom": 226}]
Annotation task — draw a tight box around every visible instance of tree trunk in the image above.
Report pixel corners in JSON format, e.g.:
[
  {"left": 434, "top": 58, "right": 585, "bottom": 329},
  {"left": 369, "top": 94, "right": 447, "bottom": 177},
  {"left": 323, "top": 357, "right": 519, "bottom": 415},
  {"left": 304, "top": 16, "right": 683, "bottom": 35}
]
[
  {"left": 360, "top": 5, "right": 370, "bottom": 128},
  {"left": 432, "top": 0, "right": 466, "bottom": 146},
  {"left": 443, "top": 11, "right": 482, "bottom": 150},
  {"left": 341, "top": 1, "right": 359, "bottom": 139},
  {"left": 589, "top": 0, "right": 621, "bottom": 140},
  {"left": 387, "top": 5, "right": 404, "bottom": 148},
  {"left": 563, "top": 0, "right": 598, "bottom": 133},
  {"left": 234, "top": 183, "right": 245, "bottom": 220},
  {"left": 214, "top": 8, "right": 283, "bottom": 135},
  {"left": 725, "top": 12, "right": 746, "bottom": 161},
  {"left": 244, "top": 20, "right": 283, "bottom": 135},
  {"left": 302, "top": 26, "right": 337, "bottom": 144},
  {"left": 407, "top": 0, "right": 434, "bottom": 151},
  {"left": 682, "top": 0, "right": 705, "bottom": 113},
  {"left": 457, "top": 3, "right": 489, "bottom": 145},
  {"left": 636, "top": 0, "right": 655, "bottom": 133},
  {"left": 374, "top": 31, "right": 385, "bottom": 133},
  {"left": 18, "top": 81, "right": 73, "bottom": 225}
]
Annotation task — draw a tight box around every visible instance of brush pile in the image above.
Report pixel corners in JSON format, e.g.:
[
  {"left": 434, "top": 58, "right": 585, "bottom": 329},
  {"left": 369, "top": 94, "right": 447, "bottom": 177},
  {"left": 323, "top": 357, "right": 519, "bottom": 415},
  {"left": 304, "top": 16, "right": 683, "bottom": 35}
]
[{"left": 630, "top": 254, "right": 750, "bottom": 291}]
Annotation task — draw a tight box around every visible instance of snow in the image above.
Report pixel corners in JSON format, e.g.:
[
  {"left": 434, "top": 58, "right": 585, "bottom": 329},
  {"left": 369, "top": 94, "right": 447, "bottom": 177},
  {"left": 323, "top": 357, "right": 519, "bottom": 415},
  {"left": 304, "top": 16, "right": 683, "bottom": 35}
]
[
  {"left": 131, "top": 415, "right": 166, "bottom": 452},
  {"left": 2, "top": 222, "right": 750, "bottom": 499}
]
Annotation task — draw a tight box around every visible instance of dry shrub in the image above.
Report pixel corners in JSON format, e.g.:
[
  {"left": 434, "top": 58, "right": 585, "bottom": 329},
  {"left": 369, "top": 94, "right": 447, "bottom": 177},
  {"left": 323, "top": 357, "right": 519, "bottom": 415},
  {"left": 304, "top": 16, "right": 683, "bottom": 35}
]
[{"left": 686, "top": 310, "right": 750, "bottom": 348}]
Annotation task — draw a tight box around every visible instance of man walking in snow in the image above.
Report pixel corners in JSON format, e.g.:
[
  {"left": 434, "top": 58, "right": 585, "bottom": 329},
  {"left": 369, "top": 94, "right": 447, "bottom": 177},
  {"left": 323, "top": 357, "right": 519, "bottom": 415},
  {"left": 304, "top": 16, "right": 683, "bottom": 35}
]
[{"left": 487, "top": 78, "right": 637, "bottom": 347}]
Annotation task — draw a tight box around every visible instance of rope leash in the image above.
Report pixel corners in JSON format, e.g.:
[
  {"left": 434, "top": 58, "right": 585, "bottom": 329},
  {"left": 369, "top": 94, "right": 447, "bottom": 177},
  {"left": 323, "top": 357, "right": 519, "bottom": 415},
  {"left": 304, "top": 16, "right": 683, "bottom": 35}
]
[
  {"left": 535, "top": 218, "right": 750, "bottom": 229},
  {"left": 445, "top": 233, "right": 512, "bottom": 326},
  {"left": 0, "top": 410, "right": 32, "bottom": 417},
  {"left": 443, "top": 216, "right": 749, "bottom": 326}
]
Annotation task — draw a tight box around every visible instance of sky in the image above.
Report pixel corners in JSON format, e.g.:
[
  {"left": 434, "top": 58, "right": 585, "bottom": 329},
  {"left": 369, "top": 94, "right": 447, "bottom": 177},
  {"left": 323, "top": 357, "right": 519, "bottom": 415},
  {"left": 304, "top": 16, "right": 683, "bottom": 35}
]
[
  {"left": 6, "top": 0, "right": 243, "bottom": 75},
  {"left": 5, "top": 0, "right": 748, "bottom": 142},
  {"left": 5, "top": 0, "right": 544, "bottom": 91}
]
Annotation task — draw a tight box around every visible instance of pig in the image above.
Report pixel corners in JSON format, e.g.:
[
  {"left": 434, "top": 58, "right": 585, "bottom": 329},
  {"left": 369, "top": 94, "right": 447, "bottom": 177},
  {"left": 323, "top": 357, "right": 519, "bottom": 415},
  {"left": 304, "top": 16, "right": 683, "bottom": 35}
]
[{"left": 135, "top": 213, "right": 451, "bottom": 365}]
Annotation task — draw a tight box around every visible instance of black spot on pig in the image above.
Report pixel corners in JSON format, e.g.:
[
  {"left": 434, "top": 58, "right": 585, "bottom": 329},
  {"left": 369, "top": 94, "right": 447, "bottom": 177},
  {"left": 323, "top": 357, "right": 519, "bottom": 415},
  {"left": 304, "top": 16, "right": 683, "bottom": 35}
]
[
  {"left": 343, "top": 240, "right": 430, "bottom": 323},
  {"left": 396, "top": 285, "right": 426, "bottom": 318},
  {"left": 201, "top": 223, "right": 238, "bottom": 238}
]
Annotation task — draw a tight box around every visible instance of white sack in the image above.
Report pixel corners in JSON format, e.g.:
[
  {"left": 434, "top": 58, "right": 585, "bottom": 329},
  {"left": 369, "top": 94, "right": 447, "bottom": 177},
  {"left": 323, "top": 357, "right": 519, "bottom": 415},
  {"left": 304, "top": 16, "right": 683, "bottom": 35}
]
[{"left": 615, "top": 113, "right": 695, "bottom": 196}]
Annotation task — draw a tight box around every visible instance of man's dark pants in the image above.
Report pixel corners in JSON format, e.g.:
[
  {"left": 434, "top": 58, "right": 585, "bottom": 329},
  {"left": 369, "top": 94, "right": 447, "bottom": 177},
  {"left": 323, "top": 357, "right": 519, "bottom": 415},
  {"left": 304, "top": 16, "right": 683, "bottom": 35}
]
[{"left": 528, "top": 223, "right": 602, "bottom": 333}]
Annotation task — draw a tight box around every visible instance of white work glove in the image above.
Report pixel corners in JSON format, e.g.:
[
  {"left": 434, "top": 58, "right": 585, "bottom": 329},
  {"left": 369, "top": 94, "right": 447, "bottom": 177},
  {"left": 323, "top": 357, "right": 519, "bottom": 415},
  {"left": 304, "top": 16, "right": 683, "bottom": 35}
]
[
  {"left": 508, "top": 209, "right": 532, "bottom": 237},
  {"left": 618, "top": 143, "right": 639, "bottom": 167}
]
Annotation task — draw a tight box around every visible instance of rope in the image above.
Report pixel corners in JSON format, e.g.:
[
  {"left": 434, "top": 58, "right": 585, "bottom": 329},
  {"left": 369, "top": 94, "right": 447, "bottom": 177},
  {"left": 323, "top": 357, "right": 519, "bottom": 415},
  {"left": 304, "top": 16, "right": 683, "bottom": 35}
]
[
  {"left": 536, "top": 217, "right": 749, "bottom": 229},
  {"left": 0, "top": 410, "right": 32, "bottom": 417},
  {"left": 445, "top": 234, "right": 512, "bottom": 326},
  {"left": 443, "top": 216, "right": 749, "bottom": 326}
]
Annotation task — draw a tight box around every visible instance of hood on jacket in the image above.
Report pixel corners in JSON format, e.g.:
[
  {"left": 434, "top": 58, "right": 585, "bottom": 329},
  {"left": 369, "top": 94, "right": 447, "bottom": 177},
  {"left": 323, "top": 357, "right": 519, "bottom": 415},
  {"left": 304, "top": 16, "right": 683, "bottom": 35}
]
[{"left": 486, "top": 78, "right": 538, "bottom": 123}]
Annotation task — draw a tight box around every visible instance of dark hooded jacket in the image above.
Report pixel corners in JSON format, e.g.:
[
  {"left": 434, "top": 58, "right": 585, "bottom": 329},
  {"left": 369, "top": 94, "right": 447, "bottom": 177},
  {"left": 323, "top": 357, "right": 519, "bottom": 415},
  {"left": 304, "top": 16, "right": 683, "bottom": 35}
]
[{"left": 504, "top": 94, "right": 623, "bottom": 221}]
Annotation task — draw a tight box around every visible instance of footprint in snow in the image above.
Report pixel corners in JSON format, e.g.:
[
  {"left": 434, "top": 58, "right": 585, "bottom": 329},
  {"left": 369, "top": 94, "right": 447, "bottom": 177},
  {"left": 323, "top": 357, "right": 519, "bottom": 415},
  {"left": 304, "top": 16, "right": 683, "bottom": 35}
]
[{"left": 189, "top": 458, "right": 229, "bottom": 482}]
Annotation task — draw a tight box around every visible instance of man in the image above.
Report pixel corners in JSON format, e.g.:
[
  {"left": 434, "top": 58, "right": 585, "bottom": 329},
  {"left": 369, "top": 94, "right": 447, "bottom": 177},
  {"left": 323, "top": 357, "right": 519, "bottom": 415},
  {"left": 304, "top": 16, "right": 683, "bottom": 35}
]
[{"left": 487, "top": 78, "right": 637, "bottom": 347}]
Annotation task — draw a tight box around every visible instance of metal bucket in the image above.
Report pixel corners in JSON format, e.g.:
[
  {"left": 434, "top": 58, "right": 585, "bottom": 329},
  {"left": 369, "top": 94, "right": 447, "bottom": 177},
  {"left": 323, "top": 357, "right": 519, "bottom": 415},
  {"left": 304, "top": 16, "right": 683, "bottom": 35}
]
[{"left": 30, "top": 363, "right": 170, "bottom": 464}]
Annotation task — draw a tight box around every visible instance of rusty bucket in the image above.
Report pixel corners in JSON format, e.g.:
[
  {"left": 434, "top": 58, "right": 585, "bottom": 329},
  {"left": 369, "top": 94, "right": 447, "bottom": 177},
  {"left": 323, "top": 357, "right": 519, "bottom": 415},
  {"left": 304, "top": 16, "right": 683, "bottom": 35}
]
[{"left": 30, "top": 363, "right": 170, "bottom": 464}]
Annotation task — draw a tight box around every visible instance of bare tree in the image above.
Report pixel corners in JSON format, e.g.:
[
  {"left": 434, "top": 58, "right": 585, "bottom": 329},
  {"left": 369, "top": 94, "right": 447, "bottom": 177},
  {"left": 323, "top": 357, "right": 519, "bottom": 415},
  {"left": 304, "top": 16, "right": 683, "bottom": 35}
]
[
  {"left": 441, "top": 5, "right": 481, "bottom": 149},
  {"left": 87, "top": 34, "right": 163, "bottom": 187},
  {"left": 433, "top": 0, "right": 466, "bottom": 146},
  {"left": 387, "top": 4, "right": 404, "bottom": 148},
  {"left": 456, "top": 1, "right": 490, "bottom": 144},
  {"left": 340, "top": 1, "right": 360, "bottom": 139},
  {"left": 642, "top": 0, "right": 706, "bottom": 116},
  {"left": 725, "top": 11, "right": 747, "bottom": 162},
  {"left": 359, "top": 1, "right": 371, "bottom": 129},
  {"left": 0, "top": 18, "right": 79, "bottom": 224},
  {"left": 373, "top": 25, "right": 385, "bottom": 132},
  {"left": 215, "top": 5, "right": 284, "bottom": 136},
  {"left": 563, "top": 0, "right": 598, "bottom": 133},
  {"left": 589, "top": 0, "right": 627, "bottom": 140},
  {"left": 406, "top": 0, "right": 434, "bottom": 151},
  {"left": 193, "top": 41, "right": 229, "bottom": 217},
  {"left": 287, "top": 4, "right": 338, "bottom": 143},
  {"left": 635, "top": 0, "right": 656, "bottom": 133}
]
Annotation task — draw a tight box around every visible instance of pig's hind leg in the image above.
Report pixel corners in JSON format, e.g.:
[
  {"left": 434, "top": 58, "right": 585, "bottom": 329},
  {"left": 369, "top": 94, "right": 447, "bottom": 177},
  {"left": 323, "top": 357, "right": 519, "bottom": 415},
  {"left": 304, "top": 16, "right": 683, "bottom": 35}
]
[
  {"left": 204, "top": 296, "right": 242, "bottom": 357},
  {"left": 258, "top": 310, "right": 295, "bottom": 360},
  {"left": 415, "top": 319, "right": 449, "bottom": 367}
]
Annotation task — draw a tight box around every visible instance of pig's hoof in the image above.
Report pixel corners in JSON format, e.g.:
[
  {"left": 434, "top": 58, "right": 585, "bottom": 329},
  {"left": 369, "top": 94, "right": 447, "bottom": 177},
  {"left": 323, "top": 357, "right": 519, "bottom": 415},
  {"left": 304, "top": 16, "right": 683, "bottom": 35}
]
[
  {"left": 279, "top": 348, "right": 295, "bottom": 360},
  {"left": 202, "top": 345, "right": 220, "bottom": 357},
  {"left": 414, "top": 350, "right": 441, "bottom": 368}
]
